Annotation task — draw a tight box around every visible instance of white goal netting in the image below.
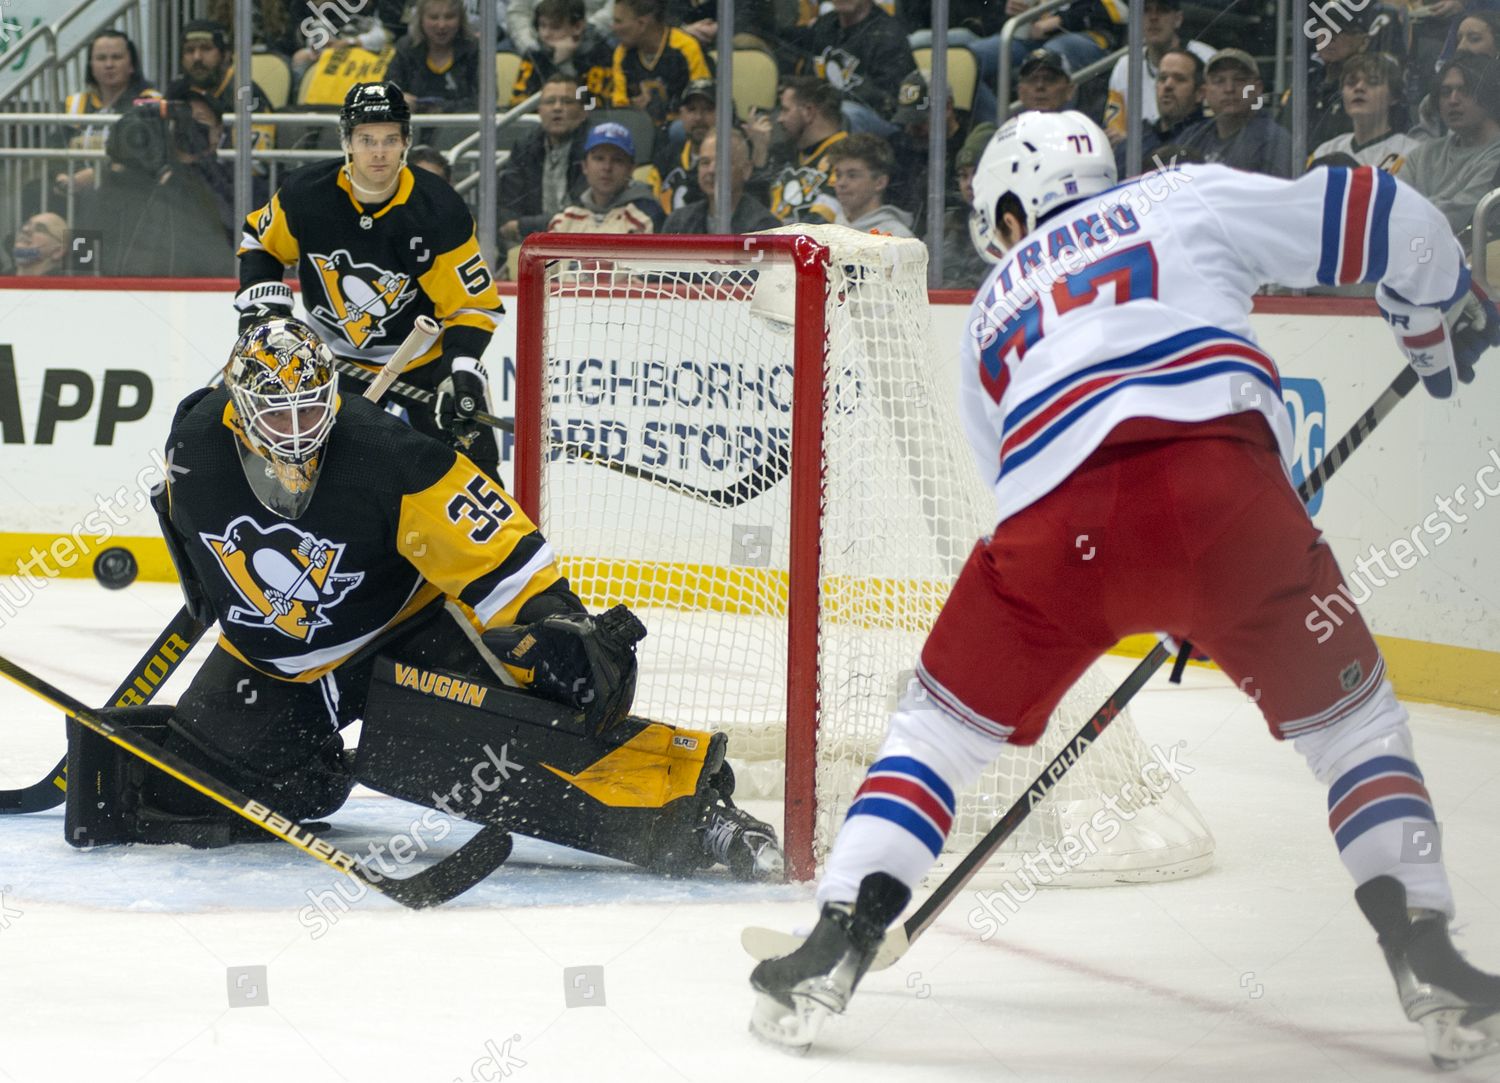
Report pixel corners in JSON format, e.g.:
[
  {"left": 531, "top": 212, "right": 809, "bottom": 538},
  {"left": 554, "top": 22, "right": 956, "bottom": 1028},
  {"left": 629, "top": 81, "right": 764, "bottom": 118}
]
[{"left": 520, "top": 226, "right": 1213, "bottom": 884}]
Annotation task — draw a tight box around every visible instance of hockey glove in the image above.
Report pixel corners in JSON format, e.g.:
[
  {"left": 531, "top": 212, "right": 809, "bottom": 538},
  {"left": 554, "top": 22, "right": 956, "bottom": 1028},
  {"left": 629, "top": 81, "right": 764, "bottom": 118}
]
[
  {"left": 234, "top": 282, "right": 294, "bottom": 335},
  {"left": 1445, "top": 280, "right": 1500, "bottom": 385},
  {"left": 434, "top": 356, "right": 488, "bottom": 436},
  {"left": 1377, "top": 283, "right": 1464, "bottom": 399},
  {"left": 482, "top": 604, "right": 647, "bottom": 735}
]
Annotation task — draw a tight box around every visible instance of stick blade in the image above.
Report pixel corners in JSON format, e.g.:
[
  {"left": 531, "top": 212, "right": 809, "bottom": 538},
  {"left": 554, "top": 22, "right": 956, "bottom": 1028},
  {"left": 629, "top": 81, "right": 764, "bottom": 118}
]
[{"left": 373, "top": 825, "right": 513, "bottom": 909}]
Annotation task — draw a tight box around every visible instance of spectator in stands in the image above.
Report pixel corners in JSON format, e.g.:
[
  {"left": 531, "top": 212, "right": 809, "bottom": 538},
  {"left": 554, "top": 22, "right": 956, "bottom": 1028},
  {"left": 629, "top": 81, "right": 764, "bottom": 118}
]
[
  {"left": 1177, "top": 49, "right": 1292, "bottom": 177},
  {"left": 512, "top": 0, "right": 617, "bottom": 105},
  {"left": 290, "top": 1, "right": 407, "bottom": 75},
  {"left": 166, "top": 20, "right": 274, "bottom": 122},
  {"left": 781, "top": 0, "right": 917, "bottom": 135},
  {"left": 663, "top": 128, "right": 780, "bottom": 232},
  {"left": 54, "top": 29, "right": 161, "bottom": 195},
  {"left": 1016, "top": 49, "right": 1076, "bottom": 113},
  {"left": 1402, "top": 53, "right": 1500, "bottom": 235},
  {"left": 205, "top": 0, "right": 301, "bottom": 60},
  {"left": 829, "top": 133, "right": 915, "bottom": 237},
  {"left": 669, "top": 1, "right": 780, "bottom": 50},
  {"left": 9, "top": 213, "right": 73, "bottom": 277},
  {"left": 1114, "top": 47, "right": 1206, "bottom": 177},
  {"left": 1293, "top": 4, "right": 1405, "bottom": 153},
  {"left": 499, "top": 74, "right": 592, "bottom": 247},
  {"left": 173, "top": 89, "right": 267, "bottom": 244},
  {"left": 1414, "top": 10, "right": 1500, "bottom": 137},
  {"left": 1308, "top": 53, "right": 1419, "bottom": 174},
  {"left": 409, "top": 145, "right": 453, "bottom": 182},
  {"left": 63, "top": 29, "right": 158, "bottom": 132},
  {"left": 76, "top": 102, "right": 234, "bottom": 277},
  {"left": 888, "top": 69, "right": 969, "bottom": 227},
  {"left": 386, "top": 0, "right": 481, "bottom": 113},
  {"left": 769, "top": 76, "right": 849, "bottom": 223},
  {"left": 548, "top": 121, "right": 666, "bottom": 233},
  {"left": 942, "top": 121, "right": 996, "bottom": 286},
  {"left": 611, "top": 0, "right": 714, "bottom": 125},
  {"left": 1103, "top": 0, "right": 1214, "bottom": 146},
  {"left": 1001, "top": 0, "right": 1125, "bottom": 87},
  {"left": 649, "top": 78, "right": 718, "bottom": 214},
  {"left": 508, "top": 0, "right": 615, "bottom": 56}
]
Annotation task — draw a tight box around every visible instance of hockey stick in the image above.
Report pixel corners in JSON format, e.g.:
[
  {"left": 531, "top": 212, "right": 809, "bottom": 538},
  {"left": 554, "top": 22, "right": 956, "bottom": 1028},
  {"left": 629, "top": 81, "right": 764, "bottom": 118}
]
[
  {"left": 0, "top": 652, "right": 511, "bottom": 907},
  {"left": 334, "top": 355, "right": 790, "bottom": 509},
  {"left": 744, "top": 363, "right": 1423, "bottom": 969},
  {"left": 0, "top": 605, "right": 208, "bottom": 814}
]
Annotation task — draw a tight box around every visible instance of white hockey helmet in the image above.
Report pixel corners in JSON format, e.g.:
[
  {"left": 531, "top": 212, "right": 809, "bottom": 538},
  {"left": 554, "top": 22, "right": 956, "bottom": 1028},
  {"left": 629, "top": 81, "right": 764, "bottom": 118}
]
[
  {"left": 971, "top": 110, "right": 1118, "bottom": 259},
  {"left": 224, "top": 318, "right": 339, "bottom": 520}
]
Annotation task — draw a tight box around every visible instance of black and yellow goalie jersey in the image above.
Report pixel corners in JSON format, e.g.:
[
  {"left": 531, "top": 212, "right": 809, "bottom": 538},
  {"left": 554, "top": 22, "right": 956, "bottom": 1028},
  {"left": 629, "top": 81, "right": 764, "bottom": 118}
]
[
  {"left": 163, "top": 386, "right": 562, "bottom": 682},
  {"left": 238, "top": 159, "right": 503, "bottom": 372}
]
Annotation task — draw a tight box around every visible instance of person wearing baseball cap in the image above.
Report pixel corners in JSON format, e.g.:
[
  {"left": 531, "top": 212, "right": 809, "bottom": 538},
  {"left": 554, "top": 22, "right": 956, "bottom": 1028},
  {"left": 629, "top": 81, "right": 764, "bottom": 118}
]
[
  {"left": 548, "top": 121, "right": 665, "bottom": 234},
  {"left": 1018, "top": 48, "right": 1075, "bottom": 113},
  {"left": 649, "top": 78, "right": 720, "bottom": 214},
  {"left": 166, "top": 20, "right": 274, "bottom": 122},
  {"left": 1177, "top": 48, "right": 1292, "bottom": 176}
]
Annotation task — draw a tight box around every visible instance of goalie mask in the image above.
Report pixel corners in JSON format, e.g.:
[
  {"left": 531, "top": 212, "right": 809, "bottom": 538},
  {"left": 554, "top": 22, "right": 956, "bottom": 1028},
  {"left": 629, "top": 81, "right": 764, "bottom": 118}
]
[
  {"left": 224, "top": 318, "right": 338, "bottom": 520},
  {"left": 971, "top": 110, "right": 1117, "bottom": 260}
]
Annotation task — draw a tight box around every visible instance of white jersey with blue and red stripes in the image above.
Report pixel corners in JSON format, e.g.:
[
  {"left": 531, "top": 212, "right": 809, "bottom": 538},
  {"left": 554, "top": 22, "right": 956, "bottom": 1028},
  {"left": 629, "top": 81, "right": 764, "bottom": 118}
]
[{"left": 961, "top": 163, "right": 1470, "bottom": 525}]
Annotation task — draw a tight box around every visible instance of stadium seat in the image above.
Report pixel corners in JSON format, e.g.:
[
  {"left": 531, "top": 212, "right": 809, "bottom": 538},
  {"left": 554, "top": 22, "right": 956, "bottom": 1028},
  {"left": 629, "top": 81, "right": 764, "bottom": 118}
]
[
  {"left": 913, "top": 47, "right": 978, "bottom": 113},
  {"left": 251, "top": 52, "right": 292, "bottom": 110},
  {"left": 709, "top": 49, "right": 779, "bottom": 118},
  {"left": 497, "top": 52, "right": 524, "bottom": 107}
]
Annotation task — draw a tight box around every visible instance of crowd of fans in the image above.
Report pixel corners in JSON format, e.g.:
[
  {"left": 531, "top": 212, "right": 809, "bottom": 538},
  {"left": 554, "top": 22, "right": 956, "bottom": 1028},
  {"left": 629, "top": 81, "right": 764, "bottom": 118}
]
[{"left": 11, "top": 0, "right": 1500, "bottom": 285}]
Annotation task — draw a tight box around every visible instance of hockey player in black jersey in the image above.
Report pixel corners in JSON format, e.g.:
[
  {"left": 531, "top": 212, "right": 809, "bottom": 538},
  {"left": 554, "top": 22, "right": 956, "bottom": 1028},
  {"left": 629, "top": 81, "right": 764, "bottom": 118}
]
[
  {"left": 237, "top": 81, "right": 505, "bottom": 472},
  {"left": 65, "top": 318, "right": 784, "bottom": 884}
]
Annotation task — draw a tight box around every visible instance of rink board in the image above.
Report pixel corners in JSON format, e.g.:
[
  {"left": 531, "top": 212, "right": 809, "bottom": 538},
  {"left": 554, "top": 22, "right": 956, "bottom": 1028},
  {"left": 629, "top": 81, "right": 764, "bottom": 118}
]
[{"left": 0, "top": 280, "right": 1495, "bottom": 710}]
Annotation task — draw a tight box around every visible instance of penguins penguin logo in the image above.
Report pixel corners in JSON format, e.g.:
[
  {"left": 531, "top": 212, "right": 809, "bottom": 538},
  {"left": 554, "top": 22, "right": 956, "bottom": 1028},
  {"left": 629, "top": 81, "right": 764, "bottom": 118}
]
[
  {"left": 202, "top": 517, "right": 365, "bottom": 641},
  {"left": 307, "top": 249, "right": 414, "bottom": 349}
]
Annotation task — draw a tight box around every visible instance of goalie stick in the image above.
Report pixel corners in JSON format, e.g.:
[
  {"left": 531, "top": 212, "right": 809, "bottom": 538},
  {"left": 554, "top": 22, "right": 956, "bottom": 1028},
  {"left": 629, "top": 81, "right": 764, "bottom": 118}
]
[
  {"left": 0, "top": 652, "right": 511, "bottom": 907},
  {"left": 743, "top": 362, "right": 1423, "bottom": 970},
  {"left": 0, "top": 605, "right": 207, "bottom": 814},
  {"left": 333, "top": 357, "right": 791, "bottom": 510},
  {"left": 1, "top": 316, "right": 439, "bottom": 814}
]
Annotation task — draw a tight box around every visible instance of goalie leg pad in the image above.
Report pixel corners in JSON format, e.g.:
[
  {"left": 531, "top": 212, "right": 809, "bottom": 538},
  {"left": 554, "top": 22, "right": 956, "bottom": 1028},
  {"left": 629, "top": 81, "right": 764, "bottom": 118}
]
[
  {"left": 64, "top": 707, "right": 308, "bottom": 849},
  {"left": 356, "top": 657, "right": 726, "bottom": 873}
]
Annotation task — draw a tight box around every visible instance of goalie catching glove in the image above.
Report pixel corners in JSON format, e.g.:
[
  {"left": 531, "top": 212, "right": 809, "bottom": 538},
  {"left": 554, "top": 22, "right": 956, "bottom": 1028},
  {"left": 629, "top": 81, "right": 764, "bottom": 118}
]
[
  {"left": 483, "top": 603, "right": 647, "bottom": 734},
  {"left": 1379, "top": 279, "right": 1500, "bottom": 399}
]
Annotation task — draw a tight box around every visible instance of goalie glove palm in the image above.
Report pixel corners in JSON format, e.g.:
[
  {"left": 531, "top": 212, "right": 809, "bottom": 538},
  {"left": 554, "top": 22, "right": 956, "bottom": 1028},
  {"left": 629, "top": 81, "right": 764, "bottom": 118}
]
[{"left": 483, "top": 604, "right": 647, "bottom": 734}]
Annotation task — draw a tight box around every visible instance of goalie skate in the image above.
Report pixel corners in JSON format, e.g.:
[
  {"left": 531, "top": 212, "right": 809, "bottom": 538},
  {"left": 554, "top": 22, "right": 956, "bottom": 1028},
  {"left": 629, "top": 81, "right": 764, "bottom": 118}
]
[
  {"left": 1357, "top": 875, "right": 1500, "bottom": 1069},
  {"left": 748, "top": 873, "right": 909, "bottom": 1052}
]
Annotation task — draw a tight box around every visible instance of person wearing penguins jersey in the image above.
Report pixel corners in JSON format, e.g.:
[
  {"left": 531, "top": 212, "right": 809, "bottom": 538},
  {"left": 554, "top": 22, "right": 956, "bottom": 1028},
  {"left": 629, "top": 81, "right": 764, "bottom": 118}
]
[
  {"left": 62, "top": 319, "right": 787, "bottom": 886},
  {"left": 236, "top": 80, "right": 505, "bottom": 472}
]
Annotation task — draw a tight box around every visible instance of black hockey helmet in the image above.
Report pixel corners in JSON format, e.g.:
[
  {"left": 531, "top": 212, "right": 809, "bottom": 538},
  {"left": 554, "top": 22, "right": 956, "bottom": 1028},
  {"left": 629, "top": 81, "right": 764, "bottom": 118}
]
[{"left": 339, "top": 81, "right": 411, "bottom": 142}]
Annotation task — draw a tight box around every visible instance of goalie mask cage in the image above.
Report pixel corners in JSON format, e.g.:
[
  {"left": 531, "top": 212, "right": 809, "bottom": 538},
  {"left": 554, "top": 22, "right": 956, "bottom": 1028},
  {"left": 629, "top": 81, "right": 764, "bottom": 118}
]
[{"left": 516, "top": 226, "right": 1214, "bottom": 883}]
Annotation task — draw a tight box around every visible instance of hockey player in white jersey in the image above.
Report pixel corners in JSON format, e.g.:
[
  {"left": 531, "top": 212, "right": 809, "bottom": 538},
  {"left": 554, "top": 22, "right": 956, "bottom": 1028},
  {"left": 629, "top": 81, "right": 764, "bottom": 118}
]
[{"left": 748, "top": 111, "right": 1500, "bottom": 1066}]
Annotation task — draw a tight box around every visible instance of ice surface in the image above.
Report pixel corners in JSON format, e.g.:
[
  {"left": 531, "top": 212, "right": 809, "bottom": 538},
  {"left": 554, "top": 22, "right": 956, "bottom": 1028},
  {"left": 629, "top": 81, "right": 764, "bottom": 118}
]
[{"left": 2, "top": 580, "right": 1499, "bottom": 1082}]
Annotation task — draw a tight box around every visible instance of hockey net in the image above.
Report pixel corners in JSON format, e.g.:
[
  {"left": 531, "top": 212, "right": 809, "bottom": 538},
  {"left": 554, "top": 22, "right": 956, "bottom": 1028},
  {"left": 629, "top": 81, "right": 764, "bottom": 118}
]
[{"left": 515, "top": 226, "right": 1214, "bottom": 883}]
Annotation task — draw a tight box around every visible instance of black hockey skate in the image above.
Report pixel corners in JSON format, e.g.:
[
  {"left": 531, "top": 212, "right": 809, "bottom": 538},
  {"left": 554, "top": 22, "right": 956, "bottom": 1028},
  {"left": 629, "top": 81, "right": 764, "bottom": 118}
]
[
  {"left": 748, "top": 872, "right": 910, "bottom": 1052},
  {"left": 1357, "top": 875, "right": 1500, "bottom": 1069},
  {"left": 701, "top": 801, "right": 785, "bottom": 882}
]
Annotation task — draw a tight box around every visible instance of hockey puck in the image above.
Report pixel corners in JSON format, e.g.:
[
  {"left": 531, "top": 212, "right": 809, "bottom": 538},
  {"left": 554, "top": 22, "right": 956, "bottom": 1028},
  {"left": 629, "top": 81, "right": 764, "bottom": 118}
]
[{"left": 93, "top": 546, "right": 138, "bottom": 590}]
